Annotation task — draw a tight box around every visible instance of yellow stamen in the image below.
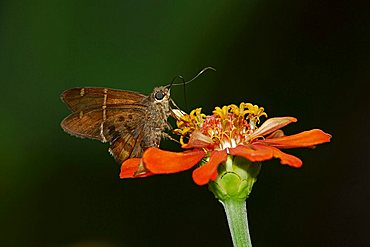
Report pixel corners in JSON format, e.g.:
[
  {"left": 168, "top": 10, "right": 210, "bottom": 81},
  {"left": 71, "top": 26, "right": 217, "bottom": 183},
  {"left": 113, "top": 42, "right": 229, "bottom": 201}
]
[{"left": 174, "top": 102, "right": 268, "bottom": 148}]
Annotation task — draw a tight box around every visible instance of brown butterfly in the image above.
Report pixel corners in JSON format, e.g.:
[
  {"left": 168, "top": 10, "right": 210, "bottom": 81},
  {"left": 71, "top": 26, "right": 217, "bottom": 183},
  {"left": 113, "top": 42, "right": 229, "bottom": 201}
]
[
  {"left": 60, "top": 67, "right": 215, "bottom": 166},
  {"left": 61, "top": 85, "right": 178, "bottom": 164}
]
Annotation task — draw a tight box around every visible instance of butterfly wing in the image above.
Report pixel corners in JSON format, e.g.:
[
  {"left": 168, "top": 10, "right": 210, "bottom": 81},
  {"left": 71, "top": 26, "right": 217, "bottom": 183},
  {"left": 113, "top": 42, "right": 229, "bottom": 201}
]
[
  {"left": 61, "top": 87, "right": 149, "bottom": 162},
  {"left": 61, "top": 87, "right": 146, "bottom": 112},
  {"left": 108, "top": 130, "right": 145, "bottom": 163},
  {"left": 61, "top": 104, "right": 145, "bottom": 138}
]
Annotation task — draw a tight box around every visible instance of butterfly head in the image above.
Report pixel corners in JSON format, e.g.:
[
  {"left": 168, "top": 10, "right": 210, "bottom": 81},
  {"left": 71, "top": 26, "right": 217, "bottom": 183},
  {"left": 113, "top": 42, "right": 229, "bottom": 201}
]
[{"left": 152, "top": 86, "right": 170, "bottom": 104}]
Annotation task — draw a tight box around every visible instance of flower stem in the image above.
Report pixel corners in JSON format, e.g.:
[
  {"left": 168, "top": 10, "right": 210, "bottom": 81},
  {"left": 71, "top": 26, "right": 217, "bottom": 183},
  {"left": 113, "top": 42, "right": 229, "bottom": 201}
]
[{"left": 222, "top": 199, "right": 252, "bottom": 247}]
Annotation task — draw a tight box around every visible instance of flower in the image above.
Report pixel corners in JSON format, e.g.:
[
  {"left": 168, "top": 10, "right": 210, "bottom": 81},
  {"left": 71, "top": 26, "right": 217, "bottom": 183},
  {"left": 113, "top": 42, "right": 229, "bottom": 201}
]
[{"left": 120, "top": 103, "right": 331, "bottom": 185}]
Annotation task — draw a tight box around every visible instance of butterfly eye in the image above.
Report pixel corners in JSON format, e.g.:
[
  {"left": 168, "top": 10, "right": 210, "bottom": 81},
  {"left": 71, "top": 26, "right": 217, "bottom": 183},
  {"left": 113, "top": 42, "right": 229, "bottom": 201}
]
[{"left": 155, "top": 91, "right": 165, "bottom": 101}]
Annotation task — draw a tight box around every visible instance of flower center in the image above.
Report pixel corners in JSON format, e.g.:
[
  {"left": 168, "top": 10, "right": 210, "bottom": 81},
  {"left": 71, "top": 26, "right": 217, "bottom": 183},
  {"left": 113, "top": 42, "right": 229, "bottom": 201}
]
[{"left": 174, "top": 103, "right": 267, "bottom": 151}]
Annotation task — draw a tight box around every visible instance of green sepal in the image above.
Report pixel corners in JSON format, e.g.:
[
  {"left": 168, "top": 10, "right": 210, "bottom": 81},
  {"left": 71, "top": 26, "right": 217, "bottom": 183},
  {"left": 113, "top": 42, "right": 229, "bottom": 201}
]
[{"left": 209, "top": 155, "right": 261, "bottom": 201}]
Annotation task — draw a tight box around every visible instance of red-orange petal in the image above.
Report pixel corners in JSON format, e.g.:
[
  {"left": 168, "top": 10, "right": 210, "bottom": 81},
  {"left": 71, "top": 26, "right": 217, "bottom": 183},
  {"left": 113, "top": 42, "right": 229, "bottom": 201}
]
[
  {"left": 253, "top": 144, "right": 302, "bottom": 167},
  {"left": 257, "top": 129, "right": 331, "bottom": 149},
  {"left": 229, "top": 144, "right": 273, "bottom": 162},
  {"left": 143, "top": 147, "right": 206, "bottom": 174},
  {"left": 192, "top": 150, "right": 228, "bottom": 186},
  {"left": 249, "top": 117, "right": 297, "bottom": 139},
  {"left": 120, "top": 158, "right": 154, "bottom": 178}
]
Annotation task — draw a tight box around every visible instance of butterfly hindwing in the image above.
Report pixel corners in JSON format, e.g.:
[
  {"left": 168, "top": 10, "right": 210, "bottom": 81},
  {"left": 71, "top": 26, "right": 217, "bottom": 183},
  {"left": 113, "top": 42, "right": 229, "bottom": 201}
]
[
  {"left": 61, "top": 104, "right": 146, "bottom": 142},
  {"left": 108, "top": 130, "right": 145, "bottom": 163}
]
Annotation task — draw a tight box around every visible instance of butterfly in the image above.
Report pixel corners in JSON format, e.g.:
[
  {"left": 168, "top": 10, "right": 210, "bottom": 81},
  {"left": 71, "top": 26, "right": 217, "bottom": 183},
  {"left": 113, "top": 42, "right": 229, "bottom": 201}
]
[
  {"left": 60, "top": 85, "right": 179, "bottom": 165},
  {"left": 60, "top": 67, "right": 215, "bottom": 168}
]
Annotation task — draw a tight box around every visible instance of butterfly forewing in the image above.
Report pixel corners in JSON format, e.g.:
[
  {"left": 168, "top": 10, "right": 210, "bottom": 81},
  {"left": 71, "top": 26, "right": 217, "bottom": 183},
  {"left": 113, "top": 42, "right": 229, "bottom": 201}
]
[{"left": 61, "top": 87, "right": 146, "bottom": 112}]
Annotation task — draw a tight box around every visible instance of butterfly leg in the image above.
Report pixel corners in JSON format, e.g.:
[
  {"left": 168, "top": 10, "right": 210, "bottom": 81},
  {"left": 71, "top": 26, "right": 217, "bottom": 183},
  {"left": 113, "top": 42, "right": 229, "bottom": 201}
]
[
  {"left": 133, "top": 159, "right": 150, "bottom": 177},
  {"left": 161, "top": 132, "right": 180, "bottom": 144},
  {"left": 165, "top": 121, "right": 173, "bottom": 130}
]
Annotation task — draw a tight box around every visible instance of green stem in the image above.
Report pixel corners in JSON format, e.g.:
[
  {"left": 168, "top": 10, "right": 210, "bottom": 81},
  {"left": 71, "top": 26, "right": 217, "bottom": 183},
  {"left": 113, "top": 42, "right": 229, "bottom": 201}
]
[{"left": 222, "top": 199, "right": 252, "bottom": 247}]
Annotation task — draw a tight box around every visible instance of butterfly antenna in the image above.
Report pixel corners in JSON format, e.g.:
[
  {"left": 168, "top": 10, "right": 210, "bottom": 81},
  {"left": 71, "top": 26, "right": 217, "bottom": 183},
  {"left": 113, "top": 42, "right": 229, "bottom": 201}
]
[
  {"left": 171, "top": 66, "right": 216, "bottom": 86},
  {"left": 167, "top": 75, "right": 184, "bottom": 89},
  {"left": 166, "top": 75, "right": 189, "bottom": 111},
  {"left": 166, "top": 67, "right": 216, "bottom": 111}
]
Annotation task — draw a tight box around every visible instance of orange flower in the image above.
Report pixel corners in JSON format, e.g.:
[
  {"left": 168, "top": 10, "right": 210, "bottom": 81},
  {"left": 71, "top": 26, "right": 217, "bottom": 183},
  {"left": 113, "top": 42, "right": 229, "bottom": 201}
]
[{"left": 120, "top": 103, "right": 331, "bottom": 185}]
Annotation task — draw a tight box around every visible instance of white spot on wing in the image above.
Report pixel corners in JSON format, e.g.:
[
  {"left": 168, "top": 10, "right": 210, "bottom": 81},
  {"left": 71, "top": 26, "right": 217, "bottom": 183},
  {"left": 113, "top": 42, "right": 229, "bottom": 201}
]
[
  {"left": 100, "top": 122, "right": 107, "bottom": 142},
  {"left": 100, "top": 88, "right": 108, "bottom": 142}
]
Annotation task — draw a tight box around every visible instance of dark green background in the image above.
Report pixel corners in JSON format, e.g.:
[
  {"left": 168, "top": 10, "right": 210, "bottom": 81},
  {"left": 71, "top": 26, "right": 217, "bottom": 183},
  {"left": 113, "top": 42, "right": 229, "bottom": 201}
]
[{"left": 1, "top": 1, "right": 369, "bottom": 247}]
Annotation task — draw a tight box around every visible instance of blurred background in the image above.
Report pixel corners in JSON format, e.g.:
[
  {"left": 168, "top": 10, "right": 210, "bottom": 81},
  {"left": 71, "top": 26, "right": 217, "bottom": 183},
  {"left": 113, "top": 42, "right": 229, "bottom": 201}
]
[{"left": 1, "top": 0, "right": 369, "bottom": 246}]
